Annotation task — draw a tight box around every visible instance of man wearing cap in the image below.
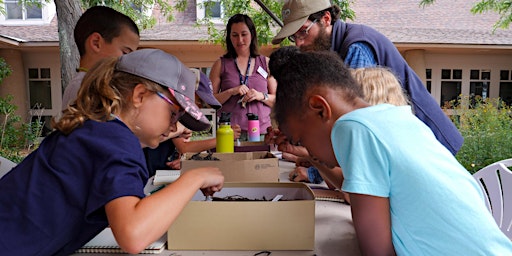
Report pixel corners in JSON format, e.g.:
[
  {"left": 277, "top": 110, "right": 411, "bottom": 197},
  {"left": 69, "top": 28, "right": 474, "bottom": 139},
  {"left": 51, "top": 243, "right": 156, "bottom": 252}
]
[{"left": 272, "top": 0, "right": 463, "bottom": 156}]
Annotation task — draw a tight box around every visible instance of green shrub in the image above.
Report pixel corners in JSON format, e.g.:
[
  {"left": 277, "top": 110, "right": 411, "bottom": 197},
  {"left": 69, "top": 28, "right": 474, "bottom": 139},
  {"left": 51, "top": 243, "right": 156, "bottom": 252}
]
[
  {"left": 0, "top": 95, "right": 44, "bottom": 163},
  {"left": 449, "top": 96, "right": 512, "bottom": 174},
  {"left": 0, "top": 57, "right": 12, "bottom": 84}
]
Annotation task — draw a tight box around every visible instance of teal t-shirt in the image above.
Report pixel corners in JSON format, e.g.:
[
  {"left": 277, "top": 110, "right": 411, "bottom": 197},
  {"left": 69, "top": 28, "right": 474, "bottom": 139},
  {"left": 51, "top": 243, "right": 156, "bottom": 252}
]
[{"left": 332, "top": 104, "right": 512, "bottom": 255}]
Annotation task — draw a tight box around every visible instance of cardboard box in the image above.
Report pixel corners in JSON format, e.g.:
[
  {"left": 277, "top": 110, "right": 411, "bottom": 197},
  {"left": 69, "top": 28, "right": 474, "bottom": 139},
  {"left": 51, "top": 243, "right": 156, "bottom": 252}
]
[
  {"left": 181, "top": 151, "right": 279, "bottom": 182},
  {"left": 167, "top": 182, "right": 315, "bottom": 250},
  {"left": 234, "top": 141, "right": 270, "bottom": 152}
]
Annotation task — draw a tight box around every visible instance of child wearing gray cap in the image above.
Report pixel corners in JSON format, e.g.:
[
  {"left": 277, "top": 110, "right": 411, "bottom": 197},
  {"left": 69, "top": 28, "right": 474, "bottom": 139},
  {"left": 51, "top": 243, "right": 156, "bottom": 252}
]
[{"left": 0, "top": 49, "right": 224, "bottom": 255}]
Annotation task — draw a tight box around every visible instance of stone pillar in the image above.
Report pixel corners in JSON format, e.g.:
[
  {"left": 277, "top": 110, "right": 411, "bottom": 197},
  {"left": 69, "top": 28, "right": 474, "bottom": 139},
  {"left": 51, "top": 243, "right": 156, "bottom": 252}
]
[{"left": 0, "top": 49, "right": 29, "bottom": 122}]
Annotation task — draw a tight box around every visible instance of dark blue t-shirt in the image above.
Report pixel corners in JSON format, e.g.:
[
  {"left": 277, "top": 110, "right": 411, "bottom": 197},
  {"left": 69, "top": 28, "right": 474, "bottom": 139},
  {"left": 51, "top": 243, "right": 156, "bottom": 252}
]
[
  {"left": 144, "top": 138, "right": 177, "bottom": 177},
  {"left": 0, "top": 119, "right": 148, "bottom": 255}
]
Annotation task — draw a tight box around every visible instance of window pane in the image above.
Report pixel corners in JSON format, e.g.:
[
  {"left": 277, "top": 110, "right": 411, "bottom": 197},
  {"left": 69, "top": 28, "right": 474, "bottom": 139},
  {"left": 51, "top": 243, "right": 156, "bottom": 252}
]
[
  {"left": 441, "top": 81, "right": 461, "bottom": 108},
  {"left": 28, "top": 69, "right": 39, "bottom": 79},
  {"left": 441, "top": 69, "right": 451, "bottom": 79},
  {"left": 453, "top": 69, "right": 462, "bottom": 80},
  {"left": 426, "top": 69, "right": 431, "bottom": 80},
  {"left": 499, "top": 82, "right": 512, "bottom": 106},
  {"left": 501, "top": 70, "right": 510, "bottom": 81},
  {"left": 470, "top": 70, "right": 479, "bottom": 80},
  {"left": 29, "top": 81, "right": 52, "bottom": 109},
  {"left": 6, "top": 2, "right": 22, "bottom": 19},
  {"left": 40, "top": 68, "right": 51, "bottom": 79},
  {"left": 426, "top": 81, "right": 431, "bottom": 93},
  {"left": 26, "top": 4, "right": 42, "bottom": 19},
  {"left": 470, "top": 81, "right": 490, "bottom": 99},
  {"left": 206, "top": 1, "right": 221, "bottom": 18},
  {"left": 482, "top": 71, "right": 490, "bottom": 80}
]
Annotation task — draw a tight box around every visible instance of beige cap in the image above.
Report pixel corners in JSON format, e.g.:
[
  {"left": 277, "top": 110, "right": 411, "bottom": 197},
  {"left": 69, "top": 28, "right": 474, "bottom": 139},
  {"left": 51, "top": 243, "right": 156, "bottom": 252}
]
[{"left": 272, "top": 0, "right": 332, "bottom": 45}]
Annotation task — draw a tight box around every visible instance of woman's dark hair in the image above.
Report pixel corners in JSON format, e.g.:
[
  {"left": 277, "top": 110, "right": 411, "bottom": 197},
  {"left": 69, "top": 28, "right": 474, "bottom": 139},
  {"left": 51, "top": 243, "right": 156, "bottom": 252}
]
[
  {"left": 274, "top": 51, "right": 363, "bottom": 126},
  {"left": 308, "top": 4, "right": 341, "bottom": 25},
  {"left": 74, "top": 6, "right": 139, "bottom": 57},
  {"left": 223, "top": 14, "right": 259, "bottom": 58}
]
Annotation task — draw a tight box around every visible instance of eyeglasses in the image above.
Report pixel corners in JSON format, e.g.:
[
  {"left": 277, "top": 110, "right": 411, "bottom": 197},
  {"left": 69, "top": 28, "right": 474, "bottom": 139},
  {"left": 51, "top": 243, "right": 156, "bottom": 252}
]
[
  {"left": 156, "top": 91, "right": 185, "bottom": 124},
  {"left": 288, "top": 19, "right": 317, "bottom": 43}
]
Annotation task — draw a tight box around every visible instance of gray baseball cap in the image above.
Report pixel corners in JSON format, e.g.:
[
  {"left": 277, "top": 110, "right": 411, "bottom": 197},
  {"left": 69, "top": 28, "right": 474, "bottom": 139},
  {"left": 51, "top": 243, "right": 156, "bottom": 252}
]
[
  {"left": 190, "top": 68, "right": 221, "bottom": 110},
  {"left": 115, "top": 49, "right": 211, "bottom": 131}
]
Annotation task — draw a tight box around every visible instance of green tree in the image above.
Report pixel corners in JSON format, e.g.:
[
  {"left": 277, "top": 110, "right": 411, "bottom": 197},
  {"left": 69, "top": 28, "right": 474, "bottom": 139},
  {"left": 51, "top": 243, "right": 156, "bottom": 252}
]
[
  {"left": 6, "top": 0, "right": 185, "bottom": 91},
  {"left": 0, "top": 57, "right": 12, "bottom": 84},
  {"left": 50, "top": 0, "right": 353, "bottom": 89},
  {"left": 420, "top": 0, "right": 512, "bottom": 30},
  {"left": 197, "top": 0, "right": 355, "bottom": 45}
]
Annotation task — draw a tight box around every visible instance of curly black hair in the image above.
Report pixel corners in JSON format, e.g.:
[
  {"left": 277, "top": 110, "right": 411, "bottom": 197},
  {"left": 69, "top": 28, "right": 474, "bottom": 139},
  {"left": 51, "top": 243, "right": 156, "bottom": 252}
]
[
  {"left": 273, "top": 51, "right": 363, "bottom": 126},
  {"left": 269, "top": 46, "right": 301, "bottom": 81}
]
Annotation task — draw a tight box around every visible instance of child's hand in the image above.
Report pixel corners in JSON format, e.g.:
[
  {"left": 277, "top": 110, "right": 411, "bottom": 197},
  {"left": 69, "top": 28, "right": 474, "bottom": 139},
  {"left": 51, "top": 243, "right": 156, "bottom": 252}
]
[
  {"left": 264, "top": 126, "right": 278, "bottom": 145},
  {"left": 190, "top": 167, "right": 224, "bottom": 196},
  {"left": 231, "top": 124, "right": 242, "bottom": 139},
  {"left": 165, "top": 159, "right": 181, "bottom": 170},
  {"left": 289, "top": 166, "right": 309, "bottom": 182}
]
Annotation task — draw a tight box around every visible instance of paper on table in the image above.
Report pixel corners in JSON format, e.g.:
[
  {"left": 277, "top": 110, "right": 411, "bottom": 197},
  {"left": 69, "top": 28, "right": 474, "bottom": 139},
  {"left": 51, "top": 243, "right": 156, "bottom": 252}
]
[
  {"left": 153, "top": 170, "right": 181, "bottom": 186},
  {"left": 75, "top": 228, "right": 166, "bottom": 254}
]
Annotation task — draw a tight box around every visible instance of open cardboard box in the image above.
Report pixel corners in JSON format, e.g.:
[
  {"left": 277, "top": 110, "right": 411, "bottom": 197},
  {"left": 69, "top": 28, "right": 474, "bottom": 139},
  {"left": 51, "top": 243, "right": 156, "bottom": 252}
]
[
  {"left": 210, "top": 141, "right": 271, "bottom": 152},
  {"left": 167, "top": 182, "right": 315, "bottom": 251},
  {"left": 181, "top": 151, "right": 279, "bottom": 182},
  {"left": 235, "top": 141, "right": 270, "bottom": 152}
]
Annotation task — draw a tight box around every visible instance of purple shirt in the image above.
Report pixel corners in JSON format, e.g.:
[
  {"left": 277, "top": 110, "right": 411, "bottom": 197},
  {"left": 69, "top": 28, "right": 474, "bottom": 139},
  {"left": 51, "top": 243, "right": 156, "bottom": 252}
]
[{"left": 218, "top": 55, "right": 271, "bottom": 132}]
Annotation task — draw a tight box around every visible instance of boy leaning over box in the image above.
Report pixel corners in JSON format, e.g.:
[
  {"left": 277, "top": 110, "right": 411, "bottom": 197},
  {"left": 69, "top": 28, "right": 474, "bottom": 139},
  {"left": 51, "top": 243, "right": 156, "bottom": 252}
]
[{"left": 272, "top": 50, "right": 512, "bottom": 255}]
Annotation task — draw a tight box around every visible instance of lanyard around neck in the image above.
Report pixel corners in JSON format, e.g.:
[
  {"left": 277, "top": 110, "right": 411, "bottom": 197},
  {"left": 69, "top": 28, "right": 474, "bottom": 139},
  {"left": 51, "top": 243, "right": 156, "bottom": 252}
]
[{"left": 234, "top": 57, "right": 251, "bottom": 85}]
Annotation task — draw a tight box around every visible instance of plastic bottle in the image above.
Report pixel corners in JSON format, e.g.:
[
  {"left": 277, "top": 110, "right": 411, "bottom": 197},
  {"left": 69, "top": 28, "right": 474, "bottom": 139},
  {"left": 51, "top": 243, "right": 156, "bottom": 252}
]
[
  {"left": 216, "top": 112, "right": 234, "bottom": 153},
  {"left": 246, "top": 113, "right": 260, "bottom": 142}
]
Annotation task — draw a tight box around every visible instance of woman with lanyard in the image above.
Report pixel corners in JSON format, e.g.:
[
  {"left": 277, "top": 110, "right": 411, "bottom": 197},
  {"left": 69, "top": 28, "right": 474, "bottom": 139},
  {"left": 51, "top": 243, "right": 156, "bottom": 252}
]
[{"left": 210, "top": 14, "right": 277, "bottom": 141}]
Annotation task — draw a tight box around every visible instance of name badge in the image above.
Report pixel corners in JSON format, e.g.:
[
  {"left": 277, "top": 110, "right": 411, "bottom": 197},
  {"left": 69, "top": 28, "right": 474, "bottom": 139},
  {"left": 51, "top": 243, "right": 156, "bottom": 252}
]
[{"left": 257, "top": 66, "right": 268, "bottom": 79}]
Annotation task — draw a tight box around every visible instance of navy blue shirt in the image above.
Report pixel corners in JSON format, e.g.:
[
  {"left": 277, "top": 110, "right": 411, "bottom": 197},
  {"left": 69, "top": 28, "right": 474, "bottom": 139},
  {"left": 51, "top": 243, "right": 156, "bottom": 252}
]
[
  {"left": 0, "top": 119, "right": 147, "bottom": 255},
  {"left": 331, "top": 20, "right": 463, "bottom": 155}
]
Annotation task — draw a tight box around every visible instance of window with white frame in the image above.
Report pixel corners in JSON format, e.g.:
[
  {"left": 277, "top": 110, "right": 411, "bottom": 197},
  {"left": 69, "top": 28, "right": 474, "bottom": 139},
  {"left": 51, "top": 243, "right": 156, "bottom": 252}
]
[
  {"left": 425, "top": 69, "right": 432, "bottom": 93},
  {"left": 469, "top": 69, "right": 491, "bottom": 105},
  {"left": 196, "top": 0, "right": 223, "bottom": 22},
  {"left": 5, "top": 0, "right": 42, "bottom": 20},
  {"left": 1, "top": 0, "right": 55, "bottom": 24},
  {"left": 499, "top": 70, "right": 512, "bottom": 106},
  {"left": 28, "top": 68, "right": 52, "bottom": 110},
  {"left": 440, "top": 69, "right": 462, "bottom": 108}
]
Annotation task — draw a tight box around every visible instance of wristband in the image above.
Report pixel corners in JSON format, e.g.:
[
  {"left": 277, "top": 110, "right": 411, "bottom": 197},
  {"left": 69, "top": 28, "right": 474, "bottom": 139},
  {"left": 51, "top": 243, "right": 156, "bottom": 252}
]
[{"left": 262, "top": 92, "right": 269, "bottom": 101}]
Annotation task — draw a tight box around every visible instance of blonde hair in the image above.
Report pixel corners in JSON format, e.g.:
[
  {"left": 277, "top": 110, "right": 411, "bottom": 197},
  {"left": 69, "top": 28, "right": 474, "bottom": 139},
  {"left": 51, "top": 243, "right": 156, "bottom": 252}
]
[
  {"left": 351, "top": 67, "right": 410, "bottom": 107},
  {"left": 53, "top": 57, "right": 164, "bottom": 135}
]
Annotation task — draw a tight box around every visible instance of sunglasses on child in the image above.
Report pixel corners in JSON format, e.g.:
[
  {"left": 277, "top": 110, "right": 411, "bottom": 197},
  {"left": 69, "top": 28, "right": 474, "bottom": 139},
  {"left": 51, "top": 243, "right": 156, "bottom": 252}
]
[{"left": 156, "top": 91, "right": 185, "bottom": 124}]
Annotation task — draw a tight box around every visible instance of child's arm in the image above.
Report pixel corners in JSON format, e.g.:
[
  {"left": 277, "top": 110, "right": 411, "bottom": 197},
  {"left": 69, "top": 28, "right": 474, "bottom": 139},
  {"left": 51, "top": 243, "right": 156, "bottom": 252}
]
[
  {"left": 350, "top": 193, "right": 396, "bottom": 256},
  {"left": 173, "top": 137, "right": 216, "bottom": 154},
  {"left": 172, "top": 124, "right": 241, "bottom": 154},
  {"left": 104, "top": 167, "right": 224, "bottom": 254}
]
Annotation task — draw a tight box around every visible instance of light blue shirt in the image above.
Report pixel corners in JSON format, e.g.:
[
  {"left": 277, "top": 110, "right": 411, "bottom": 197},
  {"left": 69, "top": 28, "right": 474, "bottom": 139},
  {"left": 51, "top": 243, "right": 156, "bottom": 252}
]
[{"left": 332, "top": 104, "right": 512, "bottom": 255}]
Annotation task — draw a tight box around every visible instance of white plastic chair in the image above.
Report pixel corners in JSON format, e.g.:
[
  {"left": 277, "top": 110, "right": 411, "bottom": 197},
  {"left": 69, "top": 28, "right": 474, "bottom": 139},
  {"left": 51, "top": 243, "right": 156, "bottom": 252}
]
[
  {"left": 473, "top": 158, "right": 512, "bottom": 240},
  {"left": 0, "top": 155, "right": 16, "bottom": 179}
]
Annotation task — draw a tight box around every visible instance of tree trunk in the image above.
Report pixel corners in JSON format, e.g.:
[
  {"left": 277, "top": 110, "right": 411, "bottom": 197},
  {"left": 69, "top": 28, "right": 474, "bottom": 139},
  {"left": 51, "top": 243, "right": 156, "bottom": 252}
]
[{"left": 54, "top": 0, "right": 82, "bottom": 91}]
